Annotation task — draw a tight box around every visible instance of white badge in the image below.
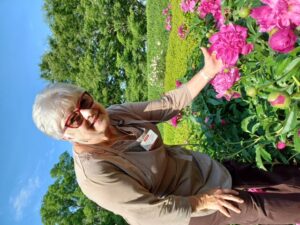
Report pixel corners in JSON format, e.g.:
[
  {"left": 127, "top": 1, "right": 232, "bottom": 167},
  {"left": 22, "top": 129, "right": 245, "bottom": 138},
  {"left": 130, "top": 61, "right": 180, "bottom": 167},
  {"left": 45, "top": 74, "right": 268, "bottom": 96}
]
[{"left": 140, "top": 129, "right": 158, "bottom": 151}]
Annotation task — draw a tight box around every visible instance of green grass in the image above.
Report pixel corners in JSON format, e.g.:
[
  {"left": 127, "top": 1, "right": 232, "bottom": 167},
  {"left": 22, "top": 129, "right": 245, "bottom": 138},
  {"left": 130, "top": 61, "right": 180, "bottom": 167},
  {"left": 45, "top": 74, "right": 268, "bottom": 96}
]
[
  {"left": 162, "top": 0, "right": 198, "bottom": 145},
  {"left": 146, "top": 0, "right": 170, "bottom": 101}
]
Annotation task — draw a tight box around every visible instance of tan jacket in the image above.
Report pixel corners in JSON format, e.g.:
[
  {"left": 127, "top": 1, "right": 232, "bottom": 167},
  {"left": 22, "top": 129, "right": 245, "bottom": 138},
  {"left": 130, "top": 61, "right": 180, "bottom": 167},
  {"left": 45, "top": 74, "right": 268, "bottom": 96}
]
[{"left": 73, "top": 84, "right": 232, "bottom": 225}]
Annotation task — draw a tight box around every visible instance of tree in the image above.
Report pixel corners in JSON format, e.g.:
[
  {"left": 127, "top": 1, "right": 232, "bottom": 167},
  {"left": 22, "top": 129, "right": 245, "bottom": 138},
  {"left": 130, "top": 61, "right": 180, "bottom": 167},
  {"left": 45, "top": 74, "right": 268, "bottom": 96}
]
[
  {"left": 40, "top": 0, "right": 147, "bottom": 105},
  {"left": 41, "top": 151, "right": 128, "bottom": 225}
]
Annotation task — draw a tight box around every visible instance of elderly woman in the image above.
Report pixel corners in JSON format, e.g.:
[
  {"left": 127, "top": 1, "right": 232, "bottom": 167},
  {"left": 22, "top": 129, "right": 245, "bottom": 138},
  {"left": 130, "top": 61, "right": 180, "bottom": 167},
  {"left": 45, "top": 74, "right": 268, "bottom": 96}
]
[{"left": 33, "top": 48, "right": 300, "bottom": 225}]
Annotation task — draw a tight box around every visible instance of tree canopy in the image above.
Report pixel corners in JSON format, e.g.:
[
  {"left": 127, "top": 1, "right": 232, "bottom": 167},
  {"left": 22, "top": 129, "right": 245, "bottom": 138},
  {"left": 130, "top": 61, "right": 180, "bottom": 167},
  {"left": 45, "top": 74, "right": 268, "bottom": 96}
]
[
  {"left": 40, "top": 0, "right": 147, "bottom": 105},
  {"left": 41, "top": 151, "right": 128, "bottom": 225}
]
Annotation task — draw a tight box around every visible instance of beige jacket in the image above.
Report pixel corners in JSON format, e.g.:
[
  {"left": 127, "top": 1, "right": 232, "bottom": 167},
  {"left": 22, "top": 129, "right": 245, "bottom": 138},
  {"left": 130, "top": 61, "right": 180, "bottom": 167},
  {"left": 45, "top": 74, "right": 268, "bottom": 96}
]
[{"left": 73, "top": 84, "right": 232, "bottom": 225}]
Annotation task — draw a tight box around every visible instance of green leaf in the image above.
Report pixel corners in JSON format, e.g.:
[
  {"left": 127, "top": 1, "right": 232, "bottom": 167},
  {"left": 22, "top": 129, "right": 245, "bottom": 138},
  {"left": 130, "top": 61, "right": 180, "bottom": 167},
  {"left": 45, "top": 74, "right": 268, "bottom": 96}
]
[
  {"left": 283, "top": 57, "right": 300, "bottom": 74},
  {"left": 255, "top": 147, "right": 267, "bottom": 171},
  {"left": 265, "top": 122, "right": 282, "bottom": 140},
  {"left": 293, "top": 128, "right": 300, "bottom": 152},
  {"left": 241, "top": 115, "right": 258, "bottom": 134},
  {"left": 275, "top": 57, "right": 291, "bottom": 76},
  {"left": 260, "top": 147, "right": 272, "bottom": 162},
  {"left": 206, "top": 98, "right": 223, "bottom": 106},
  {"left": 280, "top": 105, "right": 298, "bottom": 134},
  {"left": 255, "top": 145, "right": 272, "bottom": 171}
]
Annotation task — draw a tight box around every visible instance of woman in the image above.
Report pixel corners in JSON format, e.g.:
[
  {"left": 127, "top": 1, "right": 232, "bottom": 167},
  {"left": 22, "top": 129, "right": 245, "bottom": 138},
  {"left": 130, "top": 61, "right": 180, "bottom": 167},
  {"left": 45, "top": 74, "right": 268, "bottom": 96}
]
[{"left": 33, "top": 48, "right": 300, "bottom": 225}]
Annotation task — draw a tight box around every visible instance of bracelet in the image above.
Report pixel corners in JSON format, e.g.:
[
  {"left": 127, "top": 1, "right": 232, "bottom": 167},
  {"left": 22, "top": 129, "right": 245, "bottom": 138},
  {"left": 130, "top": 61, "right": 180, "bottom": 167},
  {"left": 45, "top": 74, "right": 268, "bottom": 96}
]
[{"left": 200, "top": 70, "right": 213, "bottom": 82}]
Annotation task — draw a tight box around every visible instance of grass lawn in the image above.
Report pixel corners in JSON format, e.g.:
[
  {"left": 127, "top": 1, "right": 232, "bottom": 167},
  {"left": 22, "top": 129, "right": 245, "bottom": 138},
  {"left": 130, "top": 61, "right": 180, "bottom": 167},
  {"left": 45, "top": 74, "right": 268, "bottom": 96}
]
[
  {"left": 147, "top": 0, "right": 200, "bottom": 145},
  {"left": 162, "top": 0, "right": 198, "bottom": 145},
  {"left": 146, "top": 0, "right": 170, "bottom": 101}
]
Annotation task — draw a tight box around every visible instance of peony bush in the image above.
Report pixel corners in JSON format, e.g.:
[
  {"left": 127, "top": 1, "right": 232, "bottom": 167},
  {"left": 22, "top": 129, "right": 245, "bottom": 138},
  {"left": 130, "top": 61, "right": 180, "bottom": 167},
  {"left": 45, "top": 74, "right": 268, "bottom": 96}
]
[{"left": 167, "top": 0, "right": 300, "bottom": 169}]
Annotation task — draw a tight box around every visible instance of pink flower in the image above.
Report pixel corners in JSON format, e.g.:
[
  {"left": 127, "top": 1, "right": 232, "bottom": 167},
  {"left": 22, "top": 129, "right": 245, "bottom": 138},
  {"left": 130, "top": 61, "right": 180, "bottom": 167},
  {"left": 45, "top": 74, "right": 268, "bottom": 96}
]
[
  {"left": 268, "top": 91, "right": 291, "bottom": 109},
  {"left": 170, "top": 116, "right": 178, "bottom": 127},
  {"left": 165, "top": 24, "right": 172, "bottom": 31},
  {"left": 268, "top": 28, "right": 297, "bottom": 53},
  {"left": 162, "top": 3, "right": 172, "bottom": 15},
  {"left": 162, "top": 8, "right": 169, "bottom": 16},
  {"left": 209, "top": 24, "right": 254, "bottom": 66},
  {"left": 251, "top": 6, "right": 278, "bottom": 32},
  {"left": 210, "top": 67, "right": 241, "bottom": 99},
  {"left": 248, "top": 188, "right": 265, "bottom": 193},
  {"left": 298, "top": 129, "right": 300, "bottom": 137},
  {"left": 277, "top": 141, "right": 286, "bottom": 150},
  {"left": 170, "top": 113, "right": 182, "bottom": 127},
  {"left": 178, "top": 24, "right": 188, "bottom": 39},
  {"left": 251, "top": 0, "right": 300, "bottom": 31},
  {"left": 180, "top": 0, "right": 198, "bottom": 13},
  {"left": 270, "top": 95, "right": 285, "bottom": 105},
  {"left": 165, "top": 16, "right": 172, "bottom": 31},
  {"left": 197, "top": 0, "right": 225, "bottom": 27},
  {"left": 176, "top": 80, "right": 183, "bottom": 88}
]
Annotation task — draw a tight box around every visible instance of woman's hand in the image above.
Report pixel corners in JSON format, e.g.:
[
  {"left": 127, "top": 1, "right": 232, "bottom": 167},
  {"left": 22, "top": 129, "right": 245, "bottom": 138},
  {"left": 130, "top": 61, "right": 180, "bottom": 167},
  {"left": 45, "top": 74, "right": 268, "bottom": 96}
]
[
  {"left": 188, "top": 189, "right": 244, "bottom": 217},
  {"left": 200, "top": 47, "right": 223, "bottom": 79},
  {"left": 186, "top": 47, "right": 224, "bottom": 99}
]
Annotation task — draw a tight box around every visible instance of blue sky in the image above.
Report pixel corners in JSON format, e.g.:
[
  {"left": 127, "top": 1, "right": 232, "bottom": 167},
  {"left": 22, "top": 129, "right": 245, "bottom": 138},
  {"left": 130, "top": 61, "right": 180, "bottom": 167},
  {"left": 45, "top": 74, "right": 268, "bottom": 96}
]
[{"left": 0, "top": 0, "right": 72, "bottom": 224}]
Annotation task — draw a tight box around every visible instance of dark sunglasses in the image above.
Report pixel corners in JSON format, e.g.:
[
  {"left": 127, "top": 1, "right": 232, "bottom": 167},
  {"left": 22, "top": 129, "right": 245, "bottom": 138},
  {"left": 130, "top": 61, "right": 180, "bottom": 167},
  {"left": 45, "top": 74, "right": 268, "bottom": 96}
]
[{"left": 63, "top": 91, "right": 94, "bottom": 131}]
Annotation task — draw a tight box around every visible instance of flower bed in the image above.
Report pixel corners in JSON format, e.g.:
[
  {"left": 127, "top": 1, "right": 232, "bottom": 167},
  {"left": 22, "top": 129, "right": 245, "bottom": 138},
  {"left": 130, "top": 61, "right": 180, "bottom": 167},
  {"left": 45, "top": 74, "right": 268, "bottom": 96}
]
[{"left": 164, "top": 0, "right": 300, "bottom": 169}]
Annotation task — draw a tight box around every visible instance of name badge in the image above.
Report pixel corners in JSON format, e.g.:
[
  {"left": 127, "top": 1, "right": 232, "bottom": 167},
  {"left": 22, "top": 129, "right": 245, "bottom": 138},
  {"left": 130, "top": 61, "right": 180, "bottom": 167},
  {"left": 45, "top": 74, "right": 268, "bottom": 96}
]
[{"left": 140, "top": 129, "right": 158, "bottom": 151}]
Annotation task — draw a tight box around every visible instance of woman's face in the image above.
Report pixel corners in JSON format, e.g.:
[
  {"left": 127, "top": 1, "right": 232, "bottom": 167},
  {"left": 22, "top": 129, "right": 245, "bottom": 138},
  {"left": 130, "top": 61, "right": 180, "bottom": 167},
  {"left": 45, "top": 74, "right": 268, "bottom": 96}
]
[{"left": 62, "top": 93, "right": 112, "bottom": 145}]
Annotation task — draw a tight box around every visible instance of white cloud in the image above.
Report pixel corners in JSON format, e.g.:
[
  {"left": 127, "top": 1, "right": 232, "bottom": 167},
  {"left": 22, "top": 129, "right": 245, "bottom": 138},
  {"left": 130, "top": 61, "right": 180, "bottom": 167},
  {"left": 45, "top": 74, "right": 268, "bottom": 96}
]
[{"left": 10, "top": 177, "right": 41, "bottom": 221}]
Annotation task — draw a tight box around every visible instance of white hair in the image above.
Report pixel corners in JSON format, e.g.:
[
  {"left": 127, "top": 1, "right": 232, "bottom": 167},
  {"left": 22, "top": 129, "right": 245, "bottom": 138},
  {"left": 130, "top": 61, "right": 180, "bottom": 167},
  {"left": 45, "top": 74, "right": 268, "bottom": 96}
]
[{"left": 32, "top": 83, "right": 84, "bottom": 139}]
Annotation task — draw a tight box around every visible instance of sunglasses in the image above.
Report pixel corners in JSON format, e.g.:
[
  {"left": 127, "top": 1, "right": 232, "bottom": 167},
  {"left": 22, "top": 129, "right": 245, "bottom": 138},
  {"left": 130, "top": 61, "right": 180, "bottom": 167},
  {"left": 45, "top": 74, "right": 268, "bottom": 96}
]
[{"left": 63, "top": 91, "right": 94, "bottom": 131}]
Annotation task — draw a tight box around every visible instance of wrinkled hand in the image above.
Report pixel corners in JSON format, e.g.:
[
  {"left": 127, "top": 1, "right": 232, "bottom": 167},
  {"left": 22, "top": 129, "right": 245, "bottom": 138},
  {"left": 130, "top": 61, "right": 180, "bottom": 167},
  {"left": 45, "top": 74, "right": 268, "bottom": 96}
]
[
  {"left": 189, "top": 189, "right": 244, "bottom": 217},
  {"left": 200, "top": 47, "right": 223, "bottom": 79}
]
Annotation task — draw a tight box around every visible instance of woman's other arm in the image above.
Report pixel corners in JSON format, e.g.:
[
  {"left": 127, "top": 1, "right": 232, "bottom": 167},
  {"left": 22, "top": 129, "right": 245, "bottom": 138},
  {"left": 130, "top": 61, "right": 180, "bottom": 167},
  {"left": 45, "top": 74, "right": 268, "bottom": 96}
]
[{"left": 107, "top": 47, "right": 223, "bottom": 123}]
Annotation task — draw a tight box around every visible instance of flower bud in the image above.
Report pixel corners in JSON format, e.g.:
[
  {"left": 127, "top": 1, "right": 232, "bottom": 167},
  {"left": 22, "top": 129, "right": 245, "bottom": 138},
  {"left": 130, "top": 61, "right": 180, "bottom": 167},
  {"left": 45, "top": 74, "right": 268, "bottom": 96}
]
[
  {"left": 239, "top": 7, "right": 251, "bottom": 18},
  {"left": 175, "top": 80, "right": 182, "bottom": 88},
  {"left": 267, "top": 92, "right": 291, "bottom": 109},
  {"left": 276, "top": 141, "right": 286, "bottom": 150},
  {"left": 246, "top": 87, "right": 257, "bottom": 97}
]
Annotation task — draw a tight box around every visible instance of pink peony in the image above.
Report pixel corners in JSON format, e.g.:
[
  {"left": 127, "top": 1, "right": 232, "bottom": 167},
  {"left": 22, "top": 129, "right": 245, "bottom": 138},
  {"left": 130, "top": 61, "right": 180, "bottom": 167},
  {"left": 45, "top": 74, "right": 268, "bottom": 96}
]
[
  {"left": 178, "top": 24, "right": 188, "bottom": 39},
  {"left": 197, "top": 0, "right": 225, "bottom": 27},
  {"left": 251, "top": 0, "right": 300, "bottom": 31},
  {"left": 251, "top": 6, "right": 279, "bottom": 32},
  {"left": 268, "top": 28, "right": 297, "bottom": 53},
  {"left": 209, "top": 24, "right": 254, "bottom": 66},
  {"left": 210, "top": 67, "right": 241, "bottom": 99},
  {"left": 176, "top": 80, "right": 183, "bottom": 88},
  {"left": 180, "top": 0, "right": 198, "bottom": 13},
  {"left": 277, "top": 141, "right": 286, "bottom": 150}
]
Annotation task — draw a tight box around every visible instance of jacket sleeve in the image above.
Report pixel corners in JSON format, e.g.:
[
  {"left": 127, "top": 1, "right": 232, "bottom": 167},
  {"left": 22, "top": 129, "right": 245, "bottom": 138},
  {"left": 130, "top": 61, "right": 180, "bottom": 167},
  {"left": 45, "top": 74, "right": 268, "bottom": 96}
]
[
  {"left": 107, "top": 84, "right": 193, "bottom": 123},
  {"left": 81, "top": 162, "right": 192, "bottom": 225}
]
